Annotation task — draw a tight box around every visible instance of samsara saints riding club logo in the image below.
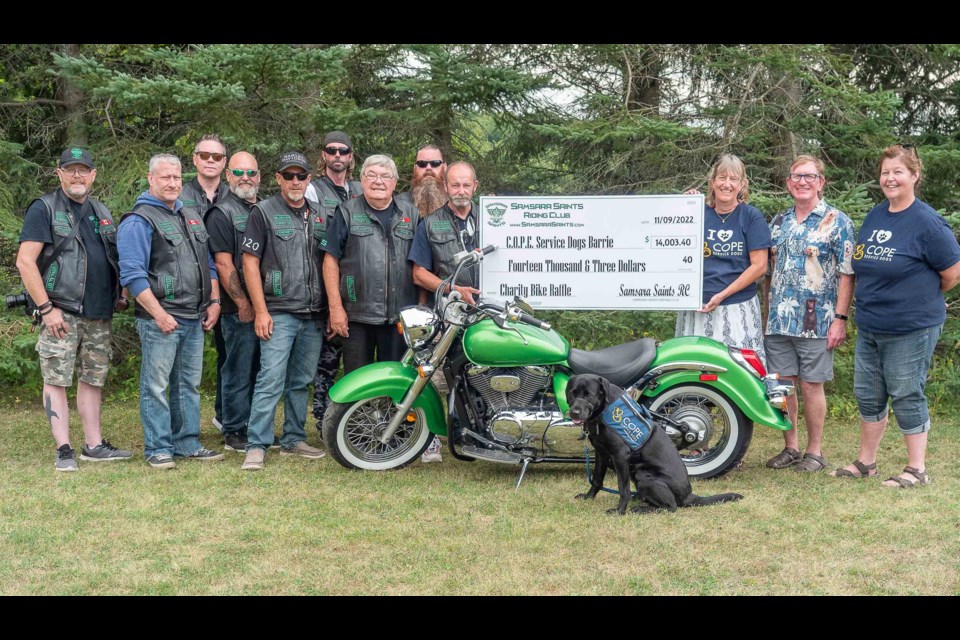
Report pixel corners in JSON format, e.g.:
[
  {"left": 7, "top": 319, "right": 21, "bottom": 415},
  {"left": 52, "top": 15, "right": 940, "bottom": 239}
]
[
  {"left": 71, "top": 148, "right": 84, "bottom": 160},
  {"left": 486, "top": 202, "right": 508, "bottom": 227}
]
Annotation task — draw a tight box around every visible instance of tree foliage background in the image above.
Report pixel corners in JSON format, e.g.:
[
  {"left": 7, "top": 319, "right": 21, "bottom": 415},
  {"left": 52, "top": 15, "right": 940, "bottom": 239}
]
[{"left": 1, "top": 44, "right": 959, "bottom": 412}]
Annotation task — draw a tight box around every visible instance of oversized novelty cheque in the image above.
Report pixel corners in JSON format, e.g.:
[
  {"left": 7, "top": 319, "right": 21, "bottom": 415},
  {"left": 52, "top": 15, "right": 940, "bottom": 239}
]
[{"left": 479, "top": 195, "right": 704, "bottom": 310}]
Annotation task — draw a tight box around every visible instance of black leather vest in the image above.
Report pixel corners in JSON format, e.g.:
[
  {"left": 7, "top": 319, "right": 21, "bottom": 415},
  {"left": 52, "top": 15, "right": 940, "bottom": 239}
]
[
  {"left": 335, "top": 197, "right": 420, "bottom": 324},
  {"left": 126, "top": 203, "right": 212, "bottom": 320},
  {"left": 252, "top": 195, "right": 327, "bottom": 315},
  {"left": 423, "top": 204, "right": 479, "bottom": 289},
  {"left": 35, "top": 190, "right": 119, "bottom": 315},
  {"left": 206, "top": 191, "right": 256, "bottom": 313}
]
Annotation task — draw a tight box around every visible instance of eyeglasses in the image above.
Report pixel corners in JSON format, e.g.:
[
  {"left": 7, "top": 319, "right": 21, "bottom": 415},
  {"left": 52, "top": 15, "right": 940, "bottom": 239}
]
[
  {"left": 415, "top": 160, "right": 444, "bottom": 169},
  {"left": 229, "top": 169, "right": 259, "bottom": 177},
  {"left": 280, "top": 171, "right": 309, "bottom": 181},
  {"left": 60, "top": 167, "right": 92, "bottom": 177},
  {"left": 324, "top": 146, "right": 352, "bottom": 156},
  {"left": 362, "top": 172, "right": 396, "bottom": 183},
  {"left": 713, "top": 175, "right": 742, "bottom": 184},
  {"left": 787, "top": 173, "right": 821, "bottom": 183},
  {"left": 196, "top": 151, "right": 226, "bottom": 162}
]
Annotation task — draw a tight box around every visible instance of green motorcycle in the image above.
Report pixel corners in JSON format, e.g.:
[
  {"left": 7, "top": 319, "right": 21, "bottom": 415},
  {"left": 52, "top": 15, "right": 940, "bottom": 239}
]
[{"left": 322, "top": 246, "right": 794, "bottom": 480}]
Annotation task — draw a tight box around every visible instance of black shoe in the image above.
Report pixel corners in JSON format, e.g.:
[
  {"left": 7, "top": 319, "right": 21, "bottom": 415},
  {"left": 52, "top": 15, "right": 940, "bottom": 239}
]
[
  {"left": 223, "top": 431, "right": 248, "bottom": 452},
  {"left": 270, "top": 436, "right": 281, "bottom": 450}
]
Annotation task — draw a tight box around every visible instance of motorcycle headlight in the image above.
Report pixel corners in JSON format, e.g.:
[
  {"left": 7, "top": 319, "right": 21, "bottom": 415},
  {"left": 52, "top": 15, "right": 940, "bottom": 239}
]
[{"left": 399, "top": 306, "right": 438, "bottom": 349}]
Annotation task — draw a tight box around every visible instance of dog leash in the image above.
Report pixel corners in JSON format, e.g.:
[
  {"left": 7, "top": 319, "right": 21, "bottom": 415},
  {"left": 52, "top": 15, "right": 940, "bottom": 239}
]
[{"left": 582, "top": 444, "right": 638, "bottom": 498}]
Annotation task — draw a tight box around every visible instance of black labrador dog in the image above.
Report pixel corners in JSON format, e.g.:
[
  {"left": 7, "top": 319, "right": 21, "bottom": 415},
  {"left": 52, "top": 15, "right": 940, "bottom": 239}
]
[{"left": 566, "top": 374, "right": 743, "bottom": 515}]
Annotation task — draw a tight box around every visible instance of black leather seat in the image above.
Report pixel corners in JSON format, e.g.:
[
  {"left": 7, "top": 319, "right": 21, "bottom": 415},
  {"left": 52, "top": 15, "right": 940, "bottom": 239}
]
[{"left": 568, "top": 338, "right": 657, "bottom": 388}]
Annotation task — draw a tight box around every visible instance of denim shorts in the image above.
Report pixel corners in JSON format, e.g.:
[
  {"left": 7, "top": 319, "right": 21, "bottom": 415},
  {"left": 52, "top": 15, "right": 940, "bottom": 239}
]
[{"left": 854, "top": 324, "right": 942, "bottom": 435}]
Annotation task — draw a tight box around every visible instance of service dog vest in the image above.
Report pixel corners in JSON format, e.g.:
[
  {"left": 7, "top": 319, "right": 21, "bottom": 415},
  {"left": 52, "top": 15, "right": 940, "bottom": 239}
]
[{"left": 601, "top": 391, "right": 654, "bottom": 450}]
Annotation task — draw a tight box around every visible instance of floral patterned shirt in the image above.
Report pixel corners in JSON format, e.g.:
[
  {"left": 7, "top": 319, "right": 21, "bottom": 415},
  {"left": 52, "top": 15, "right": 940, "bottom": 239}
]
[{"left": 766, "top": 199, "right": 855, "bottom": 338}]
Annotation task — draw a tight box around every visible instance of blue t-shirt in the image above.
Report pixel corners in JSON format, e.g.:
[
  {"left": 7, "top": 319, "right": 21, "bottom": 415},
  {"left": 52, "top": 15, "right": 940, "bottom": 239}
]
[
  {"left": 19, "top": 195, "right": 115, "bottom": 319},
  {"left": 701, "top": 203, "right": 772, "bottom": 305},
  {"left": 852, "top": 199, "right": 960, "bottom": 334}
]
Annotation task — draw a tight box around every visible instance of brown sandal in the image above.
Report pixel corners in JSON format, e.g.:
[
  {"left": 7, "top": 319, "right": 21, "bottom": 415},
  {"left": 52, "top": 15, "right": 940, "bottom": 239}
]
[
  {"left": 766, "top": 447, "right": 802, "bottom": 469},
  {"left": 883, "top": 466, "right": 930, "bottom": 488},
  {"left": 832, "top": 460, "right": 877, "bottom": 479},
  {"left": 795, "top": 452, "right": 830, "bottom": 473}
]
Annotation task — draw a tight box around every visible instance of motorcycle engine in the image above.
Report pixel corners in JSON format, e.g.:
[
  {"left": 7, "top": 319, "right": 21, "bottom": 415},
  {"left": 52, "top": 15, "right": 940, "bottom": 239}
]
[{"left": 465, "top": 365, "right": 573, "bottom": 449}]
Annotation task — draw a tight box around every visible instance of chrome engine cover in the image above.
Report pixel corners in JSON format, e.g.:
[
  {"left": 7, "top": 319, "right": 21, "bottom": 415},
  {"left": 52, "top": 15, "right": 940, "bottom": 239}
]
[
  {"left": 488, "top": 411, "right": 594, "bottom": 455},
  {"left": 466, "top": 365, "right": 552, "bottom": 410}
]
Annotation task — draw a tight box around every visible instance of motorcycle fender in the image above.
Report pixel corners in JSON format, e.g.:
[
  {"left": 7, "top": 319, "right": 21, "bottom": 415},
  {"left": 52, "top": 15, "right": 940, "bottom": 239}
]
[
  {"left": 553, "top": 371, "right": 571, "bottom": 414},
  {"left": 640, "top": 371, "right": 792, "bottom": 431},
  {"left": 328, "top": 361, "right": 447, "bottom": 436}
]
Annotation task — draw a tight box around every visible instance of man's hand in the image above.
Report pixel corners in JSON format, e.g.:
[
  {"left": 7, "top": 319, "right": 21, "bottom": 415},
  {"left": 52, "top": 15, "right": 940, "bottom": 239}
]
[
  {"left": 255, "top": 310, "right": 274, "bottom": 341},
  {"left": 156, "top": 312, "right": 179, "bottom": 335},
  {"left": 826, "top": 318, "right": 847, "bottom": 350},
  {"left": 455, "top": 285, "right": 481, "bottom": 305},
  {"left": 202, "top": 303, "right": 221, "bottom": 331},
  {"left": 330, "top": 306, "right": 349, "bottom": 338},
  {"left": 42, "top": 307, "right": 70, "bottom": 339}
]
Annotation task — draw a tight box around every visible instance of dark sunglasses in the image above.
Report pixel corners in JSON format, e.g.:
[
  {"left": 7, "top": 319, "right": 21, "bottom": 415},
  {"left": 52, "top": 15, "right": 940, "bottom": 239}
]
[
  {"left": 324, "top": 146, "right": 352, "bottom": 156},
  {"left": 898, "top": 143, "right": 919, "bottom": 157},
  {"left": 229, "top": 169, "right": 259, "bottom": 177},
  {"left": 196, "top": 151, "right": 226, "bottom": 162},
  {"left": 280, "top": 171, "right": 309, "bottom": 181},
  {"left": 415, "top": 160, "right": 444, "bottom": 169}
]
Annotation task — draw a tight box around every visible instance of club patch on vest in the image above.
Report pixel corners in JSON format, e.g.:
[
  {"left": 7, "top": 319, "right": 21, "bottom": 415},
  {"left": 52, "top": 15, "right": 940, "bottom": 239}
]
[
  {"left": 233, "top": 214, "right": 248, "bottom": 232},
  {"left": 324, "top": 198, "right": 339, "bottom": 207},
  {"left": 601, "top": 392, "right": 654, "bottom": 450},
  {"left": 345, "top": 275, "right": 357, "bottom": 302},
  {"left": 275, "top": 228, "right": 296, "bottom": 238},
  {"left": 351, "top": 212, "right": 371, "bottom": 225},
  {"left": 157, "top": 220, "right": 178, "bottom": 234},
  {"left": 181, "top": 198, "right": 197, "bottom": 206},
  {"left": 431, "top": 220, "right": 452, "bottom": 232},
  {"left": 54, "top": 211, "right": 72, "bottom": 225},
  {"left": 271, "top": 271, "right": 282, "bottom": 296},
  {"left": 44, "top": 264, "right": 60, "bottom": 291},
  {"left": 163, "top": 275, "right": 176, "bottom": 301},
  {"left": 272, "top": 214, "right": 292, "bottom": 226},
  {"left": 99, "top": 219, "right": 114, "bottom": 231}
]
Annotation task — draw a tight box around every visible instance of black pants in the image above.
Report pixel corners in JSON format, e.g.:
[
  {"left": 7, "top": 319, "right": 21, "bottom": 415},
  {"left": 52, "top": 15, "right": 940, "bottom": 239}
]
[
  {"left": 213, "top": 317, "right": 226, "bottom": 422},
  {"left": 312, "top": 336, "right": 343, "bottom": 423},
  {"left": 341, "top": 321, "right": 406, "bottom": 374}
]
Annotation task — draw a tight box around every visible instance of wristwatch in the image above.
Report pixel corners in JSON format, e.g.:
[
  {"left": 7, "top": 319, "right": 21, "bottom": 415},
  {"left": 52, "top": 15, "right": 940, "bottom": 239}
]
[
  {"left": 834, "top": 313, "right": 848, "bottom": 321},
  {"left": 209, "top": 298, "right": 221, "bottom": 305}
]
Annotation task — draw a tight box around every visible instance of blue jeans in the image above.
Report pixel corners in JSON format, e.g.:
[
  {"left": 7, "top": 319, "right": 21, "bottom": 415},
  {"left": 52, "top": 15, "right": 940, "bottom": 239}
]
[
  {"left": 246, "top": 313, "right": 324, "bottom": 450},
  {"left": 219, "top": 312, "right": 260, "bottom": 434},
  {"left": 854, "top": 324, "right": 942, "bottom": 435},
  {"left": 136, "top": 317, "right": 205, "bottom": 457}
]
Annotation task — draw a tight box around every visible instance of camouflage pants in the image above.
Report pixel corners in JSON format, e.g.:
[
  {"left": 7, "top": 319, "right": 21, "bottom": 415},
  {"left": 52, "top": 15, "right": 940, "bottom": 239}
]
[
  {"left": 312, "top": 335, "right": 343, "bottom": 423},
  {"left": 36, "top": 311, "right": 112, "bottom": 387}
]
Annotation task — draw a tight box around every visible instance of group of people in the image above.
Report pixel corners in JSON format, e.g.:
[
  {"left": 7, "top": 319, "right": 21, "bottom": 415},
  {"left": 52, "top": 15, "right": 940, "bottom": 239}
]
[
  {"left": 18, "top": 133, "right": 480, "bottom": 472},
  {"left": 682, "top": 147, "right": 960, "bottom": 488},
  {"left": 19, "top": 137, "right": 959, "bottom": 488}
]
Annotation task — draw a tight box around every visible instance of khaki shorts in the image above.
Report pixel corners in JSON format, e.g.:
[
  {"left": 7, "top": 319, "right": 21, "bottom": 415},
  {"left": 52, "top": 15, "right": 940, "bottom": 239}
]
[
  {"left": 764, "top": 334, "right": 833, "bottom": 383},
  {"left": 36, "top": 311, "right": 112, "bottom": 387}
]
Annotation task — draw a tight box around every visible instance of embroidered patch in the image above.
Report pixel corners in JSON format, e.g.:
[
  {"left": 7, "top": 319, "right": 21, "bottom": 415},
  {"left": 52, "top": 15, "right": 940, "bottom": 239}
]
[
  {"left": 188, "top": 219, "right": 200, "bottom": 226},
  {"left": 273, "top": 214, "right": 292, "bottom": 226},
  {"left": 233, "top": 213, "right": 248, "bottom": 231},
  {"left": 44, "top": 264, "right": 59, "bottom": 291},
  {"left": 54, "top": 211, "right": 71, "bottom": 225},
  {"left": 601, "top": 392, "right": 654, "bottom": 450},
  {"left": 275, "top": 228, "right": 296, "bottom": 238},
  {"left": 345, "top": 275, "right": 357, "bottom": 302},
  {"left": 157, "top": 220, "right": 178, "bottom": 234},
  {"left": 271, "top": 271, "right": 282, "bottom": 296},
  {"left": 181, "top": 198, "right": 197, "bottom": 206},
  {"left": 324, "top": 198, "right": 339, "bottom": 207},
  {"left": 163, "top": 275, "right": 175, "bottom": 301},
  {"left": 351, "top": 213, "right": 371, "bottom": 225},
  {"left": 431, "top": 220, "right": 452, "bottom": 232}
]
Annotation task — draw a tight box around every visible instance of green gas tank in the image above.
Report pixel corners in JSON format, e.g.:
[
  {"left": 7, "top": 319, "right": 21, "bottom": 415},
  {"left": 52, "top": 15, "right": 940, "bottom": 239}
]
[{"left": 462, "top": 318, "right": 570, "bottom": 366}]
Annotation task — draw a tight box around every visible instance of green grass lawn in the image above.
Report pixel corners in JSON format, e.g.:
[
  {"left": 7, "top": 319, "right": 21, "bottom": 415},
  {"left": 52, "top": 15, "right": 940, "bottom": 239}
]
[{"left": 1, "top": 398, "right": 958, "bottom": 595}]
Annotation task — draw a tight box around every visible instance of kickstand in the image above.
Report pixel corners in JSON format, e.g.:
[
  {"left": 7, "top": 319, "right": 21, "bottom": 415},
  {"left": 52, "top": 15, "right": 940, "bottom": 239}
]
[{"left": 515, "top": 457, "right": 531, "bottom": 491}]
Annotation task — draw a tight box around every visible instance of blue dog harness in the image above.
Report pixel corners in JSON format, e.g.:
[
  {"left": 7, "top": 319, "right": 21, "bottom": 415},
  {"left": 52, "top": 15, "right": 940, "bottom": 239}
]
[{"left": 600, "top": 391, "right": 654, "bottom": 450}]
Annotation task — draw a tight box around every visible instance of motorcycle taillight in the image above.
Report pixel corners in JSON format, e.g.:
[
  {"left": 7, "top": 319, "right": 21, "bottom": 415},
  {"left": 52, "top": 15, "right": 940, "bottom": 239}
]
[{"left": 729, "top": 347, "right": 766, "bottom": 378}]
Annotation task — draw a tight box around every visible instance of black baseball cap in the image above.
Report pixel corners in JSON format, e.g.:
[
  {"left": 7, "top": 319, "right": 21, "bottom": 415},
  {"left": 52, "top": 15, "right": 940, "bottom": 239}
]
[
  {"left": 59, "top": 147, "right": 95, "bottom": 169},
  {"left": 278, "top": 151, "right": 309, "bottom": 172}
]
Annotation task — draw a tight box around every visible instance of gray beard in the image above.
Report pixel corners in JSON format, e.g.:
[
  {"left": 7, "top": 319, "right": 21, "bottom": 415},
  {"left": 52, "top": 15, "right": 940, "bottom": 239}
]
[
  {"left": 286, "top": 191, "right": 305, "bottom": 203},
  {"left": 232, "top": 183, "right": 259, "bottom": 201},
  {"left": 411, "top": 178, "right": 448, "bottom": 216},
  {"left": 450, "top": 195, "right": 472, "bottom": 209}
]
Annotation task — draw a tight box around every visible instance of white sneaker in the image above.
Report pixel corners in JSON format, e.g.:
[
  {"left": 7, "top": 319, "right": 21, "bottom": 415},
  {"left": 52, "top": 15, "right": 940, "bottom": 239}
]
[{"left": 421, "top": 438, "right": 442, "bottom": 463}]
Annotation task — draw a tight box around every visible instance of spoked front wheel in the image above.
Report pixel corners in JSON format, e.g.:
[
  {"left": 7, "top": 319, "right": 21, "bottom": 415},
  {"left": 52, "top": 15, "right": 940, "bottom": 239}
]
[{"left": 322, "top": 396, "right": 433, "bottom": 471}]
